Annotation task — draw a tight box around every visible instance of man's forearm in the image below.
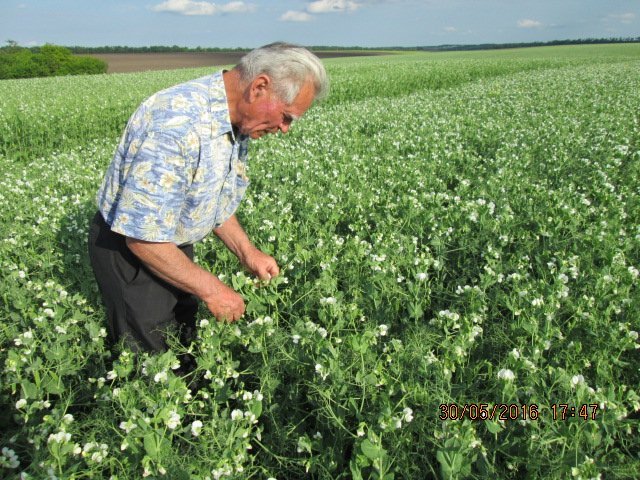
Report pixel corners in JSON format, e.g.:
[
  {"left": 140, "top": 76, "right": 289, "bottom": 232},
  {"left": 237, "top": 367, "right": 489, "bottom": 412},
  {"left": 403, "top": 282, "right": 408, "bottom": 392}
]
[
  {"left": 125, "top": 238, "right": 222, "bottom": 300},
  {"left": 126, "top": 237, "right": 246, "bottom": 321},
  {"left": 213, "top": 214, "right": 257, "bottom": 262}
]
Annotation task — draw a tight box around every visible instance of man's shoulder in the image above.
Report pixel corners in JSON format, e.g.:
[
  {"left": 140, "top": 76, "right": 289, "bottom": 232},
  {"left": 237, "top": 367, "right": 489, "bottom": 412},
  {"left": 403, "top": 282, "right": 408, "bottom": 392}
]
[
  {"left": 147, "top": 75, "right": 212, "bottom": 111},
  {"left": 161, "top": 74, "right": 213, "bottom": 96},
  {"left": 132, "top": 73, "right": 222, "bottom": 133}
]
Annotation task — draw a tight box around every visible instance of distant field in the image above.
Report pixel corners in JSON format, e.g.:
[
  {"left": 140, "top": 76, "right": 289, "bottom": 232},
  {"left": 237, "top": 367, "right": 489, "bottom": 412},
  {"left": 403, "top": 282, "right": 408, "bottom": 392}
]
[{"left": 88, "top": 51, "right": 386, "bottom": 73}]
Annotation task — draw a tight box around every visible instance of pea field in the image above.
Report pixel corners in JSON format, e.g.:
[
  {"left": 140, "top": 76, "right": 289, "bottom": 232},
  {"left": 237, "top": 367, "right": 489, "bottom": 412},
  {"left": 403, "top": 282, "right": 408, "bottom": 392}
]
[{"left": 1, "top": 44, "right": 639, "bottom": 479}]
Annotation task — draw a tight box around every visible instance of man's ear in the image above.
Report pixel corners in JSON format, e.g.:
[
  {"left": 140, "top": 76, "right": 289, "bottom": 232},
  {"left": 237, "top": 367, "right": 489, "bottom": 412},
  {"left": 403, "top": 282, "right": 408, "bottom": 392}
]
[{"left": 248, "top": 74, "right": 271, "bottom": 102}]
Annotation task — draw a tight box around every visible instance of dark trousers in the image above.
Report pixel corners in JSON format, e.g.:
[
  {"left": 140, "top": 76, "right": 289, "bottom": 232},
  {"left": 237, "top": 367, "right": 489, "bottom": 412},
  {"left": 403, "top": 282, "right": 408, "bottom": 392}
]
[{"left": 88, "top": 212, "right": 198, "bottom": 353}]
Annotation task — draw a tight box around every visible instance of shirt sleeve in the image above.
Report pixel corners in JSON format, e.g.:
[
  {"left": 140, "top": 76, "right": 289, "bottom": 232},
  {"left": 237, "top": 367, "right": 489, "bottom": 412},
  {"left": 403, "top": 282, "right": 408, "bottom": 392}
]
[{"left": 108, "top": 129, "right": 194, "bottom": 243}]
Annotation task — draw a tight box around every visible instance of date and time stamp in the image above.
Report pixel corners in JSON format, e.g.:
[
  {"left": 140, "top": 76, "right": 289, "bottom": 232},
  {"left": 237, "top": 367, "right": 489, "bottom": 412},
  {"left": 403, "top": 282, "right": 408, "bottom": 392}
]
[{"left": 439, "top": 403, "right": 600, "bottom": 421}]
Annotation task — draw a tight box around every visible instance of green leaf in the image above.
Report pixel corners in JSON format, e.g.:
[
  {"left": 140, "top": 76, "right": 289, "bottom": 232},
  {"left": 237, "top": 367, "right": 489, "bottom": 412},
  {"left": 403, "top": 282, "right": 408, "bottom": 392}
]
[
  {"left": 485, "top": 420, "right": 503, "bottom": 434},
  {"left": 143, "top": 433, "right": 169, "bottom": 459},
  {"left": 437, "top": 447, "right": 462, "bottom": 478},
  {"left": 143, "top": 433, "right": 158, "bottom": 457},
  {"left": 250, "top": 400, "right": 263, "bottom": 418},
  {"left": 349, "top": 458, "right": 366, "bottom": 480},
  {"left": 21, "top": 380, "right": 37, "bottom": 399},
  {"left": 361, "top": 439, "right": 386, "bottom": 461},
  {"left": 364, "top": 373, "right": 378, "bottom": 386}
]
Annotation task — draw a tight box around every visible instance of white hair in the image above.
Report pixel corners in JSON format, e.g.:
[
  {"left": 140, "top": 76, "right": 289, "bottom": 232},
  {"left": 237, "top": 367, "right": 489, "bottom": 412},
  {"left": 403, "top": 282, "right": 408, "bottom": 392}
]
[{"left": 236, "top": 42, "right": 329, "bottom": 104}]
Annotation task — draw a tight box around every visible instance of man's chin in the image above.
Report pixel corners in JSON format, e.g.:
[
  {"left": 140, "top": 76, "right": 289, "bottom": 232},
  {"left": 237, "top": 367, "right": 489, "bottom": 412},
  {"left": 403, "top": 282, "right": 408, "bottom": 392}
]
[{"left": 250, "top": 130, "right": 272, "bottom": 139}]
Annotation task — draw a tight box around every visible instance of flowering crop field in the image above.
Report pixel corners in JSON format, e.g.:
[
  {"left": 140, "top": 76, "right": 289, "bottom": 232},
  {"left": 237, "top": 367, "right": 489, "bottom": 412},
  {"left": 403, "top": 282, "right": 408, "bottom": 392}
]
[{"left": 1, "top": 44, "right": 639, "bottom": 479}]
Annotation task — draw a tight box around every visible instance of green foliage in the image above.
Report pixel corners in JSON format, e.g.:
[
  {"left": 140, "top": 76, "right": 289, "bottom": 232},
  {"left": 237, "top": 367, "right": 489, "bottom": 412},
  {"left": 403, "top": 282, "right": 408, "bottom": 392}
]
[{"left": 0, "top": 44, "right": 106, "bottom": 80}]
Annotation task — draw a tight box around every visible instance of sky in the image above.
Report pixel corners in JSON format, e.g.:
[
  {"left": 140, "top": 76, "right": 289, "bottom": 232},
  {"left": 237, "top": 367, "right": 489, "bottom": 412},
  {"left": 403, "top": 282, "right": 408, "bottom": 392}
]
[{"left": 2, "top": 0, "right": 639, "bottom": 48}]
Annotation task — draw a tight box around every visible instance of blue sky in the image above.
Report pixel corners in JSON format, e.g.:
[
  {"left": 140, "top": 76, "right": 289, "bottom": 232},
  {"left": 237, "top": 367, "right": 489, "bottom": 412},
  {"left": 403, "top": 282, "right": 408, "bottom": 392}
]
[{"left": 2, "top": 0, "right": 639, "bottom": 48}]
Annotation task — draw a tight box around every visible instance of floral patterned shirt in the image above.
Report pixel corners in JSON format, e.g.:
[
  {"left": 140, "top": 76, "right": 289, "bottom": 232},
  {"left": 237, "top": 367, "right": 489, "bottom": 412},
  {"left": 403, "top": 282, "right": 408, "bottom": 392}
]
[{"left": 97, "top": 70, "right": 249, "bottom": 245}]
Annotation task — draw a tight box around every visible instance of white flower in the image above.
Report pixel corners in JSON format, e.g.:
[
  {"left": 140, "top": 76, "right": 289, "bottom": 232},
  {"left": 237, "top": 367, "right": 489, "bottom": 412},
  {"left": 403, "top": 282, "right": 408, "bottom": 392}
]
[
  {"left": 416, "top": 272, "right": 428, "bottom": 281},
  {"left": 510, "top": 348, "right": 521, "bottom": 360},
  {"left": 231, "top": 409, "right": 243, "bottom": 421},
  {"left": 191, "top": 420, "right": 203, "bottom": 437},
  {"left": 571, "top": 374, "right": 585, "bottom": 387},
  {"left": 315, "top": 364, "right": 328, "bottom": 380},
  {"left": 166, "top": 410, "right": 180, "bottom": 429},
  {"left": 319, "top": 296, "right": 337, "bottom": 305},
  {"left": 48, "top": 431, "right": 71, "bottom": 444},
  {"left": 292, "top": 334, "right": 301, "bottom": 344},
  {"left": 15, "top": 399, "right": 27, "bottom": 409},
  {"left": 469, "top": 325, "right": 483, "bottom": 341},
  {"left": 43, "top": 308, "right": 55, "bottom": 318},
  {"left": 106, "top": 370, "right": 117, "bottom": 380},
  {"left": 402, "top": 407, "right": 414, "bottom": 423},
  {"left": 2, "top": 447, "right": 19, "bottom": 469},
  {"left": 378, "top": 324, "right": 389, "bottom": 336},
  {"left": 62, "top": 414, "right": 74, "bottom": 424},
  {"left": 497, "top": 369, "right": 515, "bottom": 381},
  {"left": 119, "top": 420, "right": 136, "bottom": 434},
  {"left": 154, "top": 371, "right": 168, "bottom": 383},
  {"left": 531, "top": 297, "right": 544, "bottom": 307}
]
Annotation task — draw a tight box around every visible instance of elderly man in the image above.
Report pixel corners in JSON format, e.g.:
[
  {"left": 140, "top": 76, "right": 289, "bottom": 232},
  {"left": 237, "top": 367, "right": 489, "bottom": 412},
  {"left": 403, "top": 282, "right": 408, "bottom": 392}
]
[{"left": 88, "top": 43, "right": 328, "bottom": 353}]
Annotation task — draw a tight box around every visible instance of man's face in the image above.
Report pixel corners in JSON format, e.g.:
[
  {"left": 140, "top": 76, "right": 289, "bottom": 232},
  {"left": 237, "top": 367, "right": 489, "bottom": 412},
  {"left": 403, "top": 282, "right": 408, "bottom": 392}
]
[{"left": 237, "top": 75, "right": 315, "bottom": 139}]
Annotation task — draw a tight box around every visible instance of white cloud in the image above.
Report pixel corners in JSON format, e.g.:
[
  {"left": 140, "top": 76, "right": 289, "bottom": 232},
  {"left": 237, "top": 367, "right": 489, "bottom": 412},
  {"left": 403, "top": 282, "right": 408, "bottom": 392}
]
[
  {"left": 608, "top": 13, "right": 636, "bottom": 24},
  {"left": 517, "top": 19, "right": 542, "bottom": 29},
  {"left": 152, "top": 0, "right": 254, "bottom": 16},
  {"left": 221, "top": 1, "right": 254, "bottom": 13},
  {"left": 307, "top": 0, "right": 362, "bottom": 14},
  {"left": 444, "top": 26, "right": 457, "bottom": 33},
  {"left": 280, "top": 10, "right": 313, "bottom": 22}
]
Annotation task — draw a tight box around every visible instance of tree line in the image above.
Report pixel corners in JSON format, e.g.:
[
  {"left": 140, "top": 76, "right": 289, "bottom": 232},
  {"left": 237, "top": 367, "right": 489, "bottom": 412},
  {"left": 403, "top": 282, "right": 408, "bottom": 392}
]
[
  {"left": 0, "top": 42, "right": 106, "bottom": 80},
  {"left": 53, "top": 37, "right": 640, "bottom": 54},
  {"left": 414, "top": 37, "right": 640, "bottom": 52}
]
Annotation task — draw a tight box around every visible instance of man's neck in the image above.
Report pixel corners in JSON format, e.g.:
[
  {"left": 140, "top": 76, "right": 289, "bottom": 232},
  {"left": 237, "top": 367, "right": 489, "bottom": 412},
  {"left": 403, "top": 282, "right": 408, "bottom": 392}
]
[{"left": 222, "top": 69, "right": 243, "bottom": 129}]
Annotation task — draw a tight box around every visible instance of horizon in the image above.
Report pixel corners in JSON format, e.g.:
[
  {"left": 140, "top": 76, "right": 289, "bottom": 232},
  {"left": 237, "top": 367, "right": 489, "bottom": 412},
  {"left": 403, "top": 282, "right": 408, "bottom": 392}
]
[
  {"left": 2, "top": 1, "right": 639, "bottom": 49},
  {"left": 8, "top": 36, "right": 640, "bottom": 50}
]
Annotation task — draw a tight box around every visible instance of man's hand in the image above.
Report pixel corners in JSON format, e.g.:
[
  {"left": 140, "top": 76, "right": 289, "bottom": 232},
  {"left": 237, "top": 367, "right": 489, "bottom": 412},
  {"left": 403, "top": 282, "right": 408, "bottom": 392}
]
[
  {"left": 202, "top": 279, "right": 245, "bottom": 322},
  {"left": 213, "top": 215, "right": 280, "bottom": 281},
  {"left": 240, "top": 247, "right": 280, "bottom": 281}
]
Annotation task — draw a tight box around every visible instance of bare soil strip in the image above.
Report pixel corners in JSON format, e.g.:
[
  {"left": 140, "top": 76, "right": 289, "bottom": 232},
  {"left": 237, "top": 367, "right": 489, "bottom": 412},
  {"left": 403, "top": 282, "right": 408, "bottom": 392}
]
[{"left": 89, "top": 51, "right": 384, "bottom": 74}]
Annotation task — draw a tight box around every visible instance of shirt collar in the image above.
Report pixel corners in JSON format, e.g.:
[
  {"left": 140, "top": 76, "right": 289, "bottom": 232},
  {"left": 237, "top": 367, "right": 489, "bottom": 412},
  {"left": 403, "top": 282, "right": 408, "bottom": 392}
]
[{"left": 209, "top": 70, "right": 235, "bottom": 141}]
